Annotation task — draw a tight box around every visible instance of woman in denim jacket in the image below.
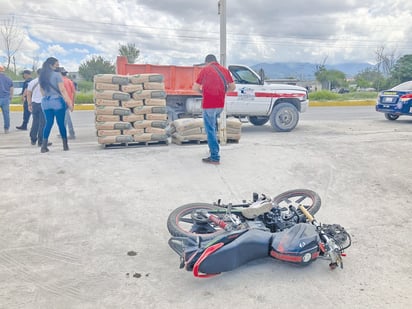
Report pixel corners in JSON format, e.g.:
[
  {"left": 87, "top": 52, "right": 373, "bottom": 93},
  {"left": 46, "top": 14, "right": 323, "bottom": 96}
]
[{"left": 39, "top": 57, "right": 73, "bottom": 153}]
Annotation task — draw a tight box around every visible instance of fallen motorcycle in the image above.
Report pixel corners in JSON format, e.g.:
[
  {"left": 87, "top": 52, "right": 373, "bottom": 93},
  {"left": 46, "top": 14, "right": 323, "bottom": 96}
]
[{"left": 167, "top": 189, "right": 351, "bottom": 278}]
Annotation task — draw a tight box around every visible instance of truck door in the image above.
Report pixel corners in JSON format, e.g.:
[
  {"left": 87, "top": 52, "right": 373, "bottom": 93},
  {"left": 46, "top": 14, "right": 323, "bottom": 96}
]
[{"left": 227, "top": 65, "right": 271, "bottom": 116}]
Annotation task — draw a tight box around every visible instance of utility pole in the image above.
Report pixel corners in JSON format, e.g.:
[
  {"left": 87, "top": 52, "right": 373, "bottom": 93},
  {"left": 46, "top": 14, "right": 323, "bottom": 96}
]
[{"left": 218, "top": 0, "right": 227, "bottom": 144}]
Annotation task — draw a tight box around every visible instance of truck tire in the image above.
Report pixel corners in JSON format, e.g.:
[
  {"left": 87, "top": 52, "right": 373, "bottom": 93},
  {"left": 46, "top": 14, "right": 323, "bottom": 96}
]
[
  {"left": 270, "top": 102, "right": 299, "bottom": 132},
  {"left": 248, "top": 116, "right": 269, "bottom": 126},
  {"left": 384, "top": 113, "right": 399, "bottom": 121}
]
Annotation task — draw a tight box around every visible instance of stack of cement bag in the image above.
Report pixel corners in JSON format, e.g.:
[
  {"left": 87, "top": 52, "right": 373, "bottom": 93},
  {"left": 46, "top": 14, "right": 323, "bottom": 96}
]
[
  {"left": 94, "top": 74, "right": 169, "bottom": 146},
  {"left": 170, "top": 117, "right": 242, "bottom": 144}
]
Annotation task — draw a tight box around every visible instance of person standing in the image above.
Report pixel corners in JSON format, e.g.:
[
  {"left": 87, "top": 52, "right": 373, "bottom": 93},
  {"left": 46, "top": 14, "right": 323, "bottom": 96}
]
[
  {"left": 192, "top": 54, "right": 235, "bottom": 165},
  {"left": 39, "top": 57, "right": 73, "bottom": 153},
  {"left": 27, "top": 68, "right": 51, "bottom": 147},
  {"left": 16, "top": 69, "right": 33, "bottom": 130},
  {"left": 0, "top": 65, "right": 13, "bottom": 134},
  {"left": 59, "top": 67, "right": 76, "bottom": 139}
]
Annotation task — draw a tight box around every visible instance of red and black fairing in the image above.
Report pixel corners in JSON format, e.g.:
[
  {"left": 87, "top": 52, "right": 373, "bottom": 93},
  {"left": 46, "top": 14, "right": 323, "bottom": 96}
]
[
  {"left": 270, "top": 223, "right": 320, "bottom": 264},
  {"left": 183, "top": 223, "right": 321, "bottom": 277}
]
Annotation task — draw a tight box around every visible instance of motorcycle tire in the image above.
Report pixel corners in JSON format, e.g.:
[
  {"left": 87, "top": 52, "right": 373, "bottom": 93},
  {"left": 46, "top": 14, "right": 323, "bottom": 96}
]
[
  {"left": 272, "top": 189, "right": 321, "bottom": 220},
  {"left": 167, "top": 203, "right": 233, "bottom": 241}
]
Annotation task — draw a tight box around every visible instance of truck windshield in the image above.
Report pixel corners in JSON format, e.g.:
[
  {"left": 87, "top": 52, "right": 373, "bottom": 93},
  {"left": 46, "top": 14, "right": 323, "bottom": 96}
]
[{"left": 229, "top": 66, "right": 261, "bottom": 85}]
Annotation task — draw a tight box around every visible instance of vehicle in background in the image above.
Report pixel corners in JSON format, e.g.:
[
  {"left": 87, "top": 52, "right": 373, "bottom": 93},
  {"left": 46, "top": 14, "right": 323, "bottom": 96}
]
[
  {"left": 117, "top": 56, "right": 309, "bottom": 132},
  {"left": 375, "top": 81, "right": 412, "bottom": 120},
  {"left": 13, "top": 80, "right": 24, "bottom": 97}
]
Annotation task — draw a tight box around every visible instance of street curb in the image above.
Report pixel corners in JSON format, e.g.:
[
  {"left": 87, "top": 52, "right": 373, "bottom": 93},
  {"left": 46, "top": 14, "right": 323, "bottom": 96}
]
[{"left": 9, "top": 100, "right": 376, "bottom": 111}]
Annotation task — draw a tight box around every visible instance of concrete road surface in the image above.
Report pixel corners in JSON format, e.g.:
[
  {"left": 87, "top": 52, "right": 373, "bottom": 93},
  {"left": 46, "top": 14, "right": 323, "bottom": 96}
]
[{"left": 0, "top": 109, "right": 411, "bottom": 309}]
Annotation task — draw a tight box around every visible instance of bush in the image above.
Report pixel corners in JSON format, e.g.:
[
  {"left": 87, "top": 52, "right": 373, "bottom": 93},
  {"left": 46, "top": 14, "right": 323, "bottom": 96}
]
[
  {"left": 309, "top": 90, "right": 340, "bottom": 101},
  {"left": 75, "top": 92, "right": 93, "bottom": 104},
  {"left": 76, "top": 80, "right": 94, "bottom": 92}
]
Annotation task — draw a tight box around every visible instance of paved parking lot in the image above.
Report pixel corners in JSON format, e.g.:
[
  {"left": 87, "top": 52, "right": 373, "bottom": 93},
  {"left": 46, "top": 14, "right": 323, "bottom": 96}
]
[{"left": 0, "top": 108, "right": 411, "bottom": 308}]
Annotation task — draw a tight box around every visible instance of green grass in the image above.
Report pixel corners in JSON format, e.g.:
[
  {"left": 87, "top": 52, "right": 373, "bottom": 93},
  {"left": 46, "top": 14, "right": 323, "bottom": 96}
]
[{"left": 309, "top": 90, "right": 378, "bottom": 101}]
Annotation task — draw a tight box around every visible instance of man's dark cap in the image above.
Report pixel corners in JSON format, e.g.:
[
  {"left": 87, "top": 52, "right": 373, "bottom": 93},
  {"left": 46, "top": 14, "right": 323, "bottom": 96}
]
[
  {"left": 23, "top": 69, "right": 32, "bottom": 75},
  {"left": 204, "top": 54, "right": 217, "bottom": 63}
]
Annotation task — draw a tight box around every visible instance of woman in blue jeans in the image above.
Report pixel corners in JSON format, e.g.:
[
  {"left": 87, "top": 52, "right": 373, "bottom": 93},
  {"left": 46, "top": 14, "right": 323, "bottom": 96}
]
[{"left": 39, "top": 57, "right": 73, "bottom": 153}]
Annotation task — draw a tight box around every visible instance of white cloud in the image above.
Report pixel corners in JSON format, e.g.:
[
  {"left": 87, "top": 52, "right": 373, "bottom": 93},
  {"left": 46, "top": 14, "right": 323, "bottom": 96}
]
[{"left": 1, "top": 0, "right": 412, "bottom": 71}]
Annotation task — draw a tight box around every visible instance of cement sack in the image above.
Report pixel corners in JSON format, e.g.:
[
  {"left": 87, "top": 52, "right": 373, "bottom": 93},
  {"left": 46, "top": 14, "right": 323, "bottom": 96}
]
[
  {"left": 133, "top": 106, "right": 167, "bottom": 115},
  {"left": 96, "top": 115, "right": 121, "bottom": 122},
  {"left": 122, "top": 114, "right": 145, "bottom": 122},
  {"left": 172, "top": 118, "right": 204, "bottom": 132},
  {"left": 123, "top": 128, "right": 144, "bottom": 135},
  {"left": 121, "top": 100, "right": 144, "bottom": 108},
  {"left": 120, "top": 84, "right": 143, "bottom": 93},
  {"left": 95, "top": 99, "right": 120, "bottom": 107},
  {"left": 132, "top": 90, "right": 166, "bottom": 100},
  {"left": 133, "top": 120, "right": 167, "bottom": 129},
  {"left": 224, "top": 133, "right": 241, "bottom": 140},
  {"left": 129, "top": 74, "right": 164, "bottom": 84},
  {"left": 144, "top": 99, "right": 166, "bottom": 106},
  {"left": 172, "top": 133, "right": 207, "bottom": 142},
  {"left": 94, "top": 74, "right": 129, "bottom": 85},
  {"left": 143, "top": 82, "right": 165, "bottom": 90},
  {"left": 226, "top": 117, "right": 242, "bottom": 129},
  {"left": 95, "top": 121, "right": 132, "bottom": 130},
  {"left": 94, "top": 90, "right": 131, "bottom": 101},
  {"left": 95, "top": 106, "right": 131, "bottom": 116},
  {"left": 226, "top": 127, "right": 242, "bottom": 134},
  {"left": 133, "top": 133, "right": 168, "bottom": 142},
  {"left": 98, "top": 135, "right": 133, "bottom": 144},
  {"left": 95, "top": 83, "right": 120, "bottom": 91},
  {"left": 97, "top": 129, "right": 121, "bottom": 137},
  {"left": 144, "top": 127, "right": 167, "bottom": 134},
  {"left": 145, "top": 114, "right": 168, "bottom": 121}
]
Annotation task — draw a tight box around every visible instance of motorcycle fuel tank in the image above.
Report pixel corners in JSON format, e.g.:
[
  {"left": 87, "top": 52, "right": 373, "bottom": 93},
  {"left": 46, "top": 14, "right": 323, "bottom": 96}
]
[{"left": 270, "top": 223, "right": 320, "bottom": 264}]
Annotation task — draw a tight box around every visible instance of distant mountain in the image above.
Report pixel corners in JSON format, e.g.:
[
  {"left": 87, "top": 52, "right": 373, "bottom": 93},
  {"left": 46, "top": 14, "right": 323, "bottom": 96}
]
[{"left": 251, "top": 62, "right": 375, "bottom": 80}]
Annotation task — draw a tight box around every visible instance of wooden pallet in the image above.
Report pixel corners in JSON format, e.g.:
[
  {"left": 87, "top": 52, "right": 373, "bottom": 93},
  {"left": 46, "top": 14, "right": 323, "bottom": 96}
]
[
  {"left": 102, "top": 140, "right": 169, "bottom": 148},
  {"left": 172, "top": 137, "right": 239, "bottom": 145}
]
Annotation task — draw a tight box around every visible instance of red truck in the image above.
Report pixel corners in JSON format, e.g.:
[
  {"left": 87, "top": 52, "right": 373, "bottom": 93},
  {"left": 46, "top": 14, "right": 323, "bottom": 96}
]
[{"left": 117, "top": 56, "right": 309, "bottom": 132}]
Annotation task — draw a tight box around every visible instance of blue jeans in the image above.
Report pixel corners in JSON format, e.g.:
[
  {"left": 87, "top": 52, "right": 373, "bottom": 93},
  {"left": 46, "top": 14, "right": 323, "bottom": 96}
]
[
  {"left": 43, "top": 108, "right": 67, "bottom": 139},
  {"left": 203, "top": 108, "right": 223, "bottom": 161},
  {"left": 64, "top": 108, "right": 75, "bottom": 137},
  {"left": 0, "top": 97, "right": 10, "bottom": 130}
]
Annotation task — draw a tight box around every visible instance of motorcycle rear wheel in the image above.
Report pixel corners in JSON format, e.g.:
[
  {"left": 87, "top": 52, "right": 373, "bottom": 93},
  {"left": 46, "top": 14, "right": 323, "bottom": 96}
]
[
  {"left": 272, "top": 189, "right": 321, "bottom": 220},
  {"left": 167, "top": 203, "right": 234, "bottom": 241}
]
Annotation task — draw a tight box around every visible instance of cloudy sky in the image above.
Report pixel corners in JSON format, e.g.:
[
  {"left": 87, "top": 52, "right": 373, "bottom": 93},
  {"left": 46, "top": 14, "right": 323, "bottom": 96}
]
[{"left": 1, "top": 0, "right": 412, "bottom": 72}]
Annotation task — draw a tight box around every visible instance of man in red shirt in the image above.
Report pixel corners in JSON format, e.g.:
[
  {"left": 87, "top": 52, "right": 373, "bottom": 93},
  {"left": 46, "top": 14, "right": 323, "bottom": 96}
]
[
  {"left": 193, "top": 54, "right": 235, "bottom": 164},
  {"left": 59, "top": 67, "right": 76, "bottom": 139}
]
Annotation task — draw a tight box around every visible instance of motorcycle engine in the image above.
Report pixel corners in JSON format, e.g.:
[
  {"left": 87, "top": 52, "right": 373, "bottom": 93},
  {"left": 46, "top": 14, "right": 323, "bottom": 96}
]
[{"left": 263, "top": 207, "right": 298, "bottom": 232}]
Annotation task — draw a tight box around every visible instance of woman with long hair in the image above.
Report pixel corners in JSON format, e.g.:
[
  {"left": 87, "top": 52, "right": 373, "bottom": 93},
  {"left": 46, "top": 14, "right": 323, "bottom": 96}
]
[{"left": 39, "top": 57, "right": 73, "bottom": 153}]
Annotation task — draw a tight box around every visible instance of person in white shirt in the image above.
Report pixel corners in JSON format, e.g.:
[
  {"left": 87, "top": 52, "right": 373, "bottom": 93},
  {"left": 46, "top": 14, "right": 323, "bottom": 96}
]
[{"left": 27, "top": 68, "right": 51, "bottom": 147}]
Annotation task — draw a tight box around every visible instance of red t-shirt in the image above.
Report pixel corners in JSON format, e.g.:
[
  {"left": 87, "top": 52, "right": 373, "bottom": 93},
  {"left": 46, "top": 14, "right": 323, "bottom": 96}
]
[
  {"left": 195, "top": 62, "right": 233, "bottom": 109},
  {"left": 63, "top": 76, "right": 76, "bottom": 101}
]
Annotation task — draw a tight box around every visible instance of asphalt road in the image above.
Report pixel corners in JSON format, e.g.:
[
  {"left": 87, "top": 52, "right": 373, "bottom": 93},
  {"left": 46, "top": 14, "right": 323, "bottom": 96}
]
[{"left": 0, "top": 107, "right": 411, "bottom": 309}]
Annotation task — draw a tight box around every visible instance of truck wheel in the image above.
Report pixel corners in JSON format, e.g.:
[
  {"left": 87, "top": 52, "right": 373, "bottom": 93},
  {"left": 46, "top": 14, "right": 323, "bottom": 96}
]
[
  {"left": 248, "top": 116, "right": 269, "bottom": 126},
  {"left": 270, "top": 102, "right": 299, "bottom": 132},
  {"left": 385, "top": 113, "right": 399, "bottom": 121}
]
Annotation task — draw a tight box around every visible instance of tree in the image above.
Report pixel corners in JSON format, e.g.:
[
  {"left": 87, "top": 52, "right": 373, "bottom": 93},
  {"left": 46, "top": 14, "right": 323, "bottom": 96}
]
[
  {"left": 119, "top": 43, "right": 140, "bottom": 64},
  {"left": 354, "top": 68, "right": 388, "bottom": 91},
  {"left": 315, "top": 67, "right": 347, "bottom": 90},
  {"left": 375, "top": 46, "right": 398, "bottom": 77},
  {"left": 78, "top": 56, "right": 115, "bottom": 81},
  {"left": 390, "top": 54, "right": 412, "bottom": 84},
  {"left": 0, "top": 17, "right": 24, "bottom": 73}
]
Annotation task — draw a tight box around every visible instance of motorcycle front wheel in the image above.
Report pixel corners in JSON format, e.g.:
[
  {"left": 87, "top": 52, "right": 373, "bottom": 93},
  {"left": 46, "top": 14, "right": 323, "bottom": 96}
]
[
  {"left": 272, "top": 189, "right": 321, "bottom": 220},
  {"left": 167, "top": 203, "right": 235, "bottom": 241}
]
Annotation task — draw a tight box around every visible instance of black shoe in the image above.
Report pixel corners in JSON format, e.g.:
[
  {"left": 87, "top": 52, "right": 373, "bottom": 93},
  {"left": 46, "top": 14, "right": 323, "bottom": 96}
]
[
  {"left": 202, "top": 157, "right": 220, "bottom": 165},
  {"left": 16, "top": 125, "right": 27, "bottom": 130},
  {"left": 31, "top": 140, "right": 36, "bottom": 145},
  {"left": 38, "top": 141, "right": 53, "bottom": 147}
]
